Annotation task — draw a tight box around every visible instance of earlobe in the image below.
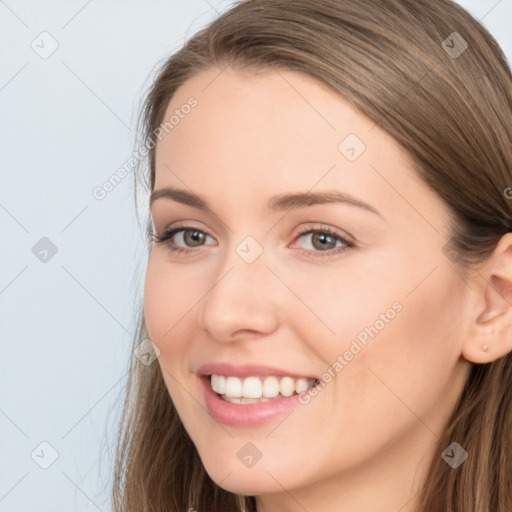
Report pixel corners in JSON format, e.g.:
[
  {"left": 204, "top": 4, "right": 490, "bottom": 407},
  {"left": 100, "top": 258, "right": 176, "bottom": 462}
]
[
  {"left": 462, "top": 233, "right": 512, "bottom": 364},
  {"left": 462, "top": 323, "right": 496, "bottom": 364}
]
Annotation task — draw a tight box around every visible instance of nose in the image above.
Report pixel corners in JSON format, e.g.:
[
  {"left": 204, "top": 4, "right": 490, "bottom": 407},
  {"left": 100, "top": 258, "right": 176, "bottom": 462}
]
[{"left": 197, "top": 253, "right": 281, "bottom": 343}]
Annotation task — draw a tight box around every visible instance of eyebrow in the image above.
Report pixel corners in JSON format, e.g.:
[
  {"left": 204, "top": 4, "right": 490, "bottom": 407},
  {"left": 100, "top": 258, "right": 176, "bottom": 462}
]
[{"left": 149, "top": 187, "right": 383, "bottom": 218}]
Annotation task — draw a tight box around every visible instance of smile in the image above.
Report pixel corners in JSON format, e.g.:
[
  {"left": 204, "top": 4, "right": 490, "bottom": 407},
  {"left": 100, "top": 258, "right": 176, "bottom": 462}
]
[
  {"left": 200, "top": 374, "right": 322, "bottom": 426},
  {"left": 210, "top": 374, "right": 319, "bottom": 403}
]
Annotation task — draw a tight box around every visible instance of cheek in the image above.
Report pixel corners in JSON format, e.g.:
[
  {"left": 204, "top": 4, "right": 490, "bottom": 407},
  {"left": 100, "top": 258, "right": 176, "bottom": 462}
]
[
  {"left": 143, "top": 259, "right": 198, "bottom": 411},
  {"left": 272, "top": 257, "right": 391, "bottom": 332},
  {"left": 143, "top": 255, "right": 199, "bottom": 342},
  {"left": 312, "top": 261, "right": 464, "bottom": 423},
  {"left": 144, "top": 266, "right": 172, "bottom": 343},
  {"left": 343, "top": 266, "right": 466, "bottom": 426},
  {"left": 307, "top": 246, "right": 459, "bottom": 377}
]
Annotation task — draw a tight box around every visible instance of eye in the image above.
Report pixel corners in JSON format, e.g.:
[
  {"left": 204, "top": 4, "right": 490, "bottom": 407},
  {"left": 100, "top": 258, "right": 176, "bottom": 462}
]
[
  {"left": 152, "top": 226, "right": 214, "bottom": 254},
  {"left": 292, "top": 224, "right": 354, "bottom": 258}
]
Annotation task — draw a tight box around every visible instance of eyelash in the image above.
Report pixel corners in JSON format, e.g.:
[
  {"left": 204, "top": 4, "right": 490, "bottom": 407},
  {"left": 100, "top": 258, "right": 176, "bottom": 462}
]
[{"left": 152, "top": 224, "right": 355, "bottom": 259}]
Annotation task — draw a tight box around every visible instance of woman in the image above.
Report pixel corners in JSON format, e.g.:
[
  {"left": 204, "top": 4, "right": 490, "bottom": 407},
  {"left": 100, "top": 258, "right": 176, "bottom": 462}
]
[{"left": 112, "top": 0, "right": 512, "bottom": 510}]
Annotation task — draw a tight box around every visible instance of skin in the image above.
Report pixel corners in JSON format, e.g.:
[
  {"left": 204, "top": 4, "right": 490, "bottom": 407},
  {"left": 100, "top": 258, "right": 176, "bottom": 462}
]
[{"left": 144, "top": 66, "right": 512, "bottom": 512}]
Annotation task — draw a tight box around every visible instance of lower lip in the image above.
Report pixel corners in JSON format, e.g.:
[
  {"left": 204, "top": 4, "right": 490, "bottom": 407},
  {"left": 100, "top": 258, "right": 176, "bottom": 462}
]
[{"left": 200, "top": 375, "right": 311, "bottom": 427}]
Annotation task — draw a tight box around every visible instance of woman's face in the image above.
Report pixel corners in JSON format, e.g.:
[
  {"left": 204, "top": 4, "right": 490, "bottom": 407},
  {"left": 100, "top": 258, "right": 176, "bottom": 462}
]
[{"left": 145, "top": 66, "right": 473, "bottom": 507}]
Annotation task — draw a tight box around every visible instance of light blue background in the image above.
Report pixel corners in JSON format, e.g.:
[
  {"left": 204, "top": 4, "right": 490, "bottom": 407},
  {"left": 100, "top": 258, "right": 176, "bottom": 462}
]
[{"left": 1, "top": 1, "right": 511, "bottom": 510}]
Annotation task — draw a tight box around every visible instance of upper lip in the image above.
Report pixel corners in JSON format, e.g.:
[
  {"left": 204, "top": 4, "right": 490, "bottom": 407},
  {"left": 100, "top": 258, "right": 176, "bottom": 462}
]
[{"left": 197, "top": 362, "right": 318, "bottom": 380}]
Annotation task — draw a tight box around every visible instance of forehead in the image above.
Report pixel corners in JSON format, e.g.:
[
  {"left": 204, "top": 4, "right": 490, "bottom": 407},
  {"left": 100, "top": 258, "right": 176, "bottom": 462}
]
[
  {"left": 153, "top": 66, "right": 447, "bottom": 228},
  {"left": 156, "top": 66, "right": 383, "bottom": 169}
]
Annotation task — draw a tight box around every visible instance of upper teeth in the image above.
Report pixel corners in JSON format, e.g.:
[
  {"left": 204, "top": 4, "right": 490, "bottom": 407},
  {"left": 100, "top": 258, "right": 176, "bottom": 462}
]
[{"left": 210, "top": 374, "right": 317, "bottom": 399}]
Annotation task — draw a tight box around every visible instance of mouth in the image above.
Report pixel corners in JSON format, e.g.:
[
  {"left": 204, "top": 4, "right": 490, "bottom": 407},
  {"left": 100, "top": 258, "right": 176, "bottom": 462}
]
[
  {"left": 197, "top": 362, "right": 322, "bottom": 425},
  {"left": 208, "top": 374, "right": 320, "bottom": 404},
  {"left": 198, "top": 369, "right": 322, "bottom": 427}
]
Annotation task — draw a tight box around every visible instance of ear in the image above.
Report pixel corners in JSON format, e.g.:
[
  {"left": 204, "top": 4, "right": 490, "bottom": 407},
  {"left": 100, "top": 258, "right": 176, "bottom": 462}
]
[{"left": 462, "top": 232, "right": 512, "bottom": 364}]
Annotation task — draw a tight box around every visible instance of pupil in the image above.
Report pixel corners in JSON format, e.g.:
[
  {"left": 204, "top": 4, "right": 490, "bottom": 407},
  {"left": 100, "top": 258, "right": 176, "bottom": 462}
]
[
  {"left": 314, "top": 233, "right": 335, "bottom": 250},
  {"left": 186, "top": 230, "right": 204, "bottom": 246}
]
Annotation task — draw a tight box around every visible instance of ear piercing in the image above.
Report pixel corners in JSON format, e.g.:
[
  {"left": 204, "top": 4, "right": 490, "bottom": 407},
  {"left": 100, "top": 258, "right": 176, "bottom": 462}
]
[{"left": 481, "top": 344, "right": 489, "bottom": 352}]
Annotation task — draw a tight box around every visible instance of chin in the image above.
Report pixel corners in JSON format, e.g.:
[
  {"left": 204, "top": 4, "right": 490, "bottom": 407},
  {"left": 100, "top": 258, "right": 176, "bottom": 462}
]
[{"left": 209, "top": 470, "right": 280, "bottom": 496}]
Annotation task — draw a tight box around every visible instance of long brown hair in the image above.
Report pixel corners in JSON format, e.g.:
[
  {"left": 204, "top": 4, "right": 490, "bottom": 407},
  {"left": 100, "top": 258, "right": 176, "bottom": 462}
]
[{"left": 112, "top": 1, "right": 512, "bottom": 510}]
